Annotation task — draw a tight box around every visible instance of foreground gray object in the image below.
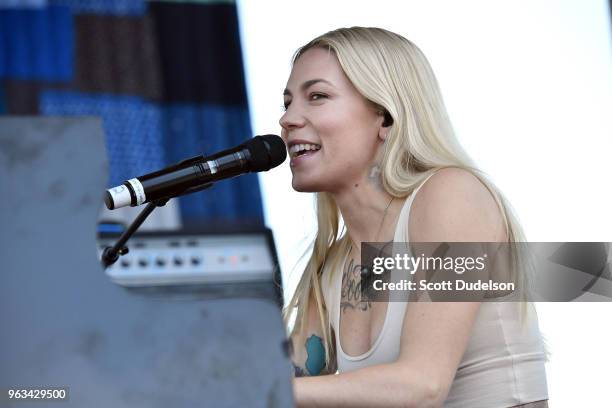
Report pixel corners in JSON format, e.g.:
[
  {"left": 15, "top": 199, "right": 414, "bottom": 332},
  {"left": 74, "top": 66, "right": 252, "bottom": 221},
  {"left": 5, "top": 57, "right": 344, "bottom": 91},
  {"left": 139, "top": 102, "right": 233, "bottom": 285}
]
[{"left": 0, "top": 117, "right": 293, "bottom": 408}]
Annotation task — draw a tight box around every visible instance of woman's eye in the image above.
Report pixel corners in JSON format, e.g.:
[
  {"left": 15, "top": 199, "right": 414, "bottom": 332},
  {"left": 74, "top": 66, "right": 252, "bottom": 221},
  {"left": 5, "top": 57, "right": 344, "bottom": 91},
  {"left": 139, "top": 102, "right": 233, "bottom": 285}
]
[
  {"left": 310, "top": 93, "right": 327, "bottom": 101},
  {"left": 282, "top": 101, "right": 291, "bottom": 111}
]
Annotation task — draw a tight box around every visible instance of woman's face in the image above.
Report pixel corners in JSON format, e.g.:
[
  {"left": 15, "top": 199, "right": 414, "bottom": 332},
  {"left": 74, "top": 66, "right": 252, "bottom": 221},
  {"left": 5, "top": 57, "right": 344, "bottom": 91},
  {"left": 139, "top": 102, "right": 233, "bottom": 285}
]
[{"left": 279, "top": 47, "right": 385, "bottom": 193}]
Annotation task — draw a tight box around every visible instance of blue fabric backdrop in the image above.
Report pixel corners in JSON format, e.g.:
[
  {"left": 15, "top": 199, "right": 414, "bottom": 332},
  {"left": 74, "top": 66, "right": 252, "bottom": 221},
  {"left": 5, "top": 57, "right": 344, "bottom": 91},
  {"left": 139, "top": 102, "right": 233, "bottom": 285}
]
[
  {"left": 0, "top": 6, "right": 73, "bottom": 81},
  {"left": 0, "top": 0, "right": 264, "bottom": 226}
]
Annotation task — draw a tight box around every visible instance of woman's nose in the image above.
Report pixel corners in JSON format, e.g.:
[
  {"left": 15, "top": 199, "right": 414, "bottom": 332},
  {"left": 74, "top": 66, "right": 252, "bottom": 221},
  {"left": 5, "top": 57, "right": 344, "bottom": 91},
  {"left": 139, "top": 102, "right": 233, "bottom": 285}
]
[{"left": 279, "top": 105, "right": 306, "bottom": 131}]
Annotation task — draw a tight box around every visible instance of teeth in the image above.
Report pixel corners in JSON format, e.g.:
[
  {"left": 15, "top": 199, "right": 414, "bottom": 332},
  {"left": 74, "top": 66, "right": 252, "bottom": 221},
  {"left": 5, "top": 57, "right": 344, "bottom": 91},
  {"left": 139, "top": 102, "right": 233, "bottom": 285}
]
[{"left": 289, "top": 143, "right": 321, "bottom": 157}]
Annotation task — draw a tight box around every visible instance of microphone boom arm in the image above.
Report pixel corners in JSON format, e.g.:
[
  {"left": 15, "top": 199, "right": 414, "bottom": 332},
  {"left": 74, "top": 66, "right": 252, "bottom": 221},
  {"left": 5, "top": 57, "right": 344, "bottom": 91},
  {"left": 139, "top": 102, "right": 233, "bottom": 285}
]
[{"left": 100, "top": 183, "right": 213, "bottom": 268}]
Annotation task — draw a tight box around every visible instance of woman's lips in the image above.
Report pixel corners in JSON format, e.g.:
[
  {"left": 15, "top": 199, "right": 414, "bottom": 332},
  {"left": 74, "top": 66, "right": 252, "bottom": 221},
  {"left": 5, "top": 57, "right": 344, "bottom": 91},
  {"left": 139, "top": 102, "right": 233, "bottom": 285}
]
[{"left": 290, "top": 149, "right": 320, "bottom": 167}]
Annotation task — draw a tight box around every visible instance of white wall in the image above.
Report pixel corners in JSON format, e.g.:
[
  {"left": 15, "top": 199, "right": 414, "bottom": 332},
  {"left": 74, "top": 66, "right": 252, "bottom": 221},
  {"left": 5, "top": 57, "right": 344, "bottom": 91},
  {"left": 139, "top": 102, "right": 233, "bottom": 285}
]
[{"left": 237, "top": 0, "right": 612, "bottom": 405}]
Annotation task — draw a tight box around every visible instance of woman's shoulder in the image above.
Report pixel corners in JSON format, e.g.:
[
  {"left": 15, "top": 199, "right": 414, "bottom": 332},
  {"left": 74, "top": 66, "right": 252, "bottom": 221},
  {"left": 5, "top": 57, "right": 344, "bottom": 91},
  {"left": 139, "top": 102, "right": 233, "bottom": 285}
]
[{"left": 408, "top": 167, "right": 506, "bottom": 242}]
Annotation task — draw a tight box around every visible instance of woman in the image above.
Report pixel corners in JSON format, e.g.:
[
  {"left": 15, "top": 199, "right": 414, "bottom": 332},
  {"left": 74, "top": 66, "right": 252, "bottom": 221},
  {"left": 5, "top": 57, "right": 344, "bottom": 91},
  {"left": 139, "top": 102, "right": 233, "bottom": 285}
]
[{"left": 280, "top": 27, "right": 548, "bottom": 407}]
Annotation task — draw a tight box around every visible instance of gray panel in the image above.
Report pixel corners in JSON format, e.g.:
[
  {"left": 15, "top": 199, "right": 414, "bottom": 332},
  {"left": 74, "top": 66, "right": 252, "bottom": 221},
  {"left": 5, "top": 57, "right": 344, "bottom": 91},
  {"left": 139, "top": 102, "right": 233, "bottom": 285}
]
[{"left": 0, "top": 117, "right": 293, "bottom": 408}]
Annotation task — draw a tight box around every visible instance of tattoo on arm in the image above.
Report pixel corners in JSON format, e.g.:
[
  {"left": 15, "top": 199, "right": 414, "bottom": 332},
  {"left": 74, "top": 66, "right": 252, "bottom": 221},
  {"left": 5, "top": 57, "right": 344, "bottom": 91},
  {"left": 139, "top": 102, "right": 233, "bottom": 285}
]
[
  {"left": 293, "top": 334, "right": 326, "bottom": 377},
  {"left": 340, "top": 258, "right": 372, "bottom": 313},
  {"left": 293, "top": 363, "right": 308, "bottom": 377}
]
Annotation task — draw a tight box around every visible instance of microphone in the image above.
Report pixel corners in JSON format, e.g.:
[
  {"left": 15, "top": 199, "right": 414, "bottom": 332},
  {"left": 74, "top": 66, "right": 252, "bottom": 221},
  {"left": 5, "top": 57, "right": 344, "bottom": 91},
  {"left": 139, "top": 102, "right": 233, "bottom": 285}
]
[{"left": 104, "top": 134, "right": 286, "bottom": 210}]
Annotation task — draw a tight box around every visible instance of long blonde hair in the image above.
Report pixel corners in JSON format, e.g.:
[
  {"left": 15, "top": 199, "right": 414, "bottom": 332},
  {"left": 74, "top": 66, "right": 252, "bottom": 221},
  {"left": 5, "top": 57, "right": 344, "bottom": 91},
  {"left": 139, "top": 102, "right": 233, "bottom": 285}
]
[{"left": 282, "top": 27, "right": 532, "bottom": 374}]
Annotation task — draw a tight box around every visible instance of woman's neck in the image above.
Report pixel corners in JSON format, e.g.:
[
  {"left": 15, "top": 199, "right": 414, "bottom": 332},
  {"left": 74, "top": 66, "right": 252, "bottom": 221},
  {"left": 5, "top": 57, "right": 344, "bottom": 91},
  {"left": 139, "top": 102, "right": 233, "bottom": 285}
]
[{"left": 331, "top": 178, "right": 403, "bottom": 249}]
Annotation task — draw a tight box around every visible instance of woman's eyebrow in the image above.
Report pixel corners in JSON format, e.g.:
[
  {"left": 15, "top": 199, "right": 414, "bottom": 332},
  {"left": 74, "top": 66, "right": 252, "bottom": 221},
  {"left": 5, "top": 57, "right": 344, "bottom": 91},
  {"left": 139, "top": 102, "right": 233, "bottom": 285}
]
[{"left": 283, "top": 78, "right": 334, "bottom": 96}]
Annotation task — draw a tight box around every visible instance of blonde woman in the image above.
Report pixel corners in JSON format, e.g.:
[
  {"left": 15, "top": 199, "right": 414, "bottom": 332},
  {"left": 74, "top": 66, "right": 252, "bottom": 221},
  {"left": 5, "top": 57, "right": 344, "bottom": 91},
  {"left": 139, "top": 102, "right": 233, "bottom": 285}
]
[{"left": 280, "top": 27, "right": 548, "bottom": 407}]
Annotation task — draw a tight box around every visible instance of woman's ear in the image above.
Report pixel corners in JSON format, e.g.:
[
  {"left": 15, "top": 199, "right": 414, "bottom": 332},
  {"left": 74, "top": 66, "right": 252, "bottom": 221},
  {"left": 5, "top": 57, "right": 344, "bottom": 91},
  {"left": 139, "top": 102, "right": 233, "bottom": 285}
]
[
  {"left": 378, "top": 110, "right": 393, "bottom": 141},
  {"left": 374, "top": 105, "right": 393, "bottom": 140},
  {"left": 378, "top": 126, "right": 390, "bottom": 141}
]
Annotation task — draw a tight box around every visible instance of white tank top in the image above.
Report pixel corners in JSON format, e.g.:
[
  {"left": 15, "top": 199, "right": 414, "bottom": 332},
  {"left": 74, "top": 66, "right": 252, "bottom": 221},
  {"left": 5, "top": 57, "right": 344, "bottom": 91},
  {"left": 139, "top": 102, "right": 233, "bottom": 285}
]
[{"left": 321, "top": 174, "right": 549, "bottom": 407}]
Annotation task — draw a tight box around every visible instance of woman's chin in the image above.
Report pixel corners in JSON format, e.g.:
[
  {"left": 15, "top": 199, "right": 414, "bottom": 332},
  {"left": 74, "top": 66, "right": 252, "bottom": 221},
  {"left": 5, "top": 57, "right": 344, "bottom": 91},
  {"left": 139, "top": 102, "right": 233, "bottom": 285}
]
[
  {"left": 292, "top": 183, "right": 316, "bottom": 193},
  {"left": 291, "top": 178, "right": 321, "bottom": 193}
]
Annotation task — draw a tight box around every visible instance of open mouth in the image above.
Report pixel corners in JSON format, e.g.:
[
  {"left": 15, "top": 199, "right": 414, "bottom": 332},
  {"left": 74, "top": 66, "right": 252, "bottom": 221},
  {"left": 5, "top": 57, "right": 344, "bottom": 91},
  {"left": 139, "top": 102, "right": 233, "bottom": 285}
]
[{"left": 289, "top": 143, "right": 321, "bottom": 159}]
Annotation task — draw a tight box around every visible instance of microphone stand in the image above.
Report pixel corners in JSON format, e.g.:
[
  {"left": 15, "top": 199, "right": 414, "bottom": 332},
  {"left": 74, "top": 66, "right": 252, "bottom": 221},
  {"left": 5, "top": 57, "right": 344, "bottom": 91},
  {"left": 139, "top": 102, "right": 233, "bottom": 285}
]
[{"left": 100, "top": 183, "right": 213, "bottom": 268}]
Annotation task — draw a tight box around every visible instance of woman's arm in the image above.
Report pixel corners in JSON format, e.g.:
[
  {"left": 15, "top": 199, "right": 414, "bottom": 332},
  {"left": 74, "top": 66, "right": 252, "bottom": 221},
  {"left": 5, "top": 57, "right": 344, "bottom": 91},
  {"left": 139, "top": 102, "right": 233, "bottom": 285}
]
[
  {"left": 290, "top": 291, "right": 329, "bottom": 377},
  {"left": 294, "top": 168, "right": 507, "bottom": 407}
]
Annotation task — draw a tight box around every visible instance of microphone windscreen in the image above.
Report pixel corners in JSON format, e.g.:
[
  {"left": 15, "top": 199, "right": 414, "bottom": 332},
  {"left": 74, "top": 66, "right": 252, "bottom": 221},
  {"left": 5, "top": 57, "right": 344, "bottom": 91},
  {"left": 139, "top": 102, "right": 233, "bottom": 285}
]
[{"left": 247, "top": 135, "right": 287, "bottom": 171}]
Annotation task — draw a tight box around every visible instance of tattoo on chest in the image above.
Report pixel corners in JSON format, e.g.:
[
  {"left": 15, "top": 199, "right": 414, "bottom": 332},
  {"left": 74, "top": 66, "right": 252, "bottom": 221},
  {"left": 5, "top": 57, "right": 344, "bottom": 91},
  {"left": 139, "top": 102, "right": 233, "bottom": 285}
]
[{"left": 340, "top": 257, "right": 371, "bottom": 313}]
